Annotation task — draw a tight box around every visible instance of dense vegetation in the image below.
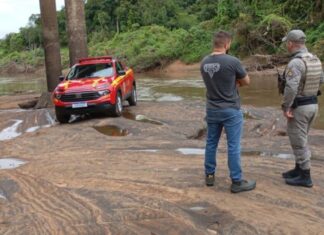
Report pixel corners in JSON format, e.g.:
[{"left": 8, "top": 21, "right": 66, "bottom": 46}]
[{"left": 0, "top": 0, "right": 323, "bottom": 71}]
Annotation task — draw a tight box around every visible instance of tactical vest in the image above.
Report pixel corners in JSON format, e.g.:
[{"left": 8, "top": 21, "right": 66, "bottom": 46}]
[{"left": 296, "top": 53, "right": 322, "bottom": 97}]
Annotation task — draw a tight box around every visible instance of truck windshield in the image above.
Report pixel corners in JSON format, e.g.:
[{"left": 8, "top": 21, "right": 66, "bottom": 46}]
[{"left": 67, "top": 63, "right": 113, "bottom": 79}]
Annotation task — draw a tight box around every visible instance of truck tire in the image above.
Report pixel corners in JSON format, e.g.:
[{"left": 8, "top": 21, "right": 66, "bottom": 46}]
[
  {"left": 55, "top": 108, "right": 71, "bottom": 123},
  {"left": 111, "top": 92, "right": 123, "bottom": 117},
  {"left": 127, "top": 85, "right": 137, "bottom": 106}
]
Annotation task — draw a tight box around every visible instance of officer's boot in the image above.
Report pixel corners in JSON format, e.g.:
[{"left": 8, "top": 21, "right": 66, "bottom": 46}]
[
  {"left": 285, "top": 169, "right": 313, "bottom": 187},
  {"left": 282, "top": 163, "right": 300, "bottom": 179}
]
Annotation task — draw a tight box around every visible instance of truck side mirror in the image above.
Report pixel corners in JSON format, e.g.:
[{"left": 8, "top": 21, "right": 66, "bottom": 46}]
[
  {"left": 59, "top": 75, "right": 65, "bottom": 82},
  {"left": 118, "top": 70, "right": 126, "bottom": 76}
]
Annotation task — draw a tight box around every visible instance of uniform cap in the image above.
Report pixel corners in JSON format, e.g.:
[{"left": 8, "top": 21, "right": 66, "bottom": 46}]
[{"left": 282, "top": 30, "right": 306, "bottom": 43}]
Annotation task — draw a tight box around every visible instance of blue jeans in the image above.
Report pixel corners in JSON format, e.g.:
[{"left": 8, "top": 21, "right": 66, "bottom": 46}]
[{"left": 205, "top": 108, "right": 243, "bottom": 181}]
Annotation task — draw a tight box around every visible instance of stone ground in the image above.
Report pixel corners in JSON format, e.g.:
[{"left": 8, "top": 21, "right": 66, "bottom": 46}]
[{"left": 0, "top": 96, "right": 324, "bottom": 235}]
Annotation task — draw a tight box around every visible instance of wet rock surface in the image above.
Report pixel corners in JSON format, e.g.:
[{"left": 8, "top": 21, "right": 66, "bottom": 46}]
[{"left": 0, "top": 99, "right": 324, "bottom": 234}]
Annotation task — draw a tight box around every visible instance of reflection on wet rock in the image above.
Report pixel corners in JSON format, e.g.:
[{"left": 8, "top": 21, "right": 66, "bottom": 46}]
[
  {"left": 0, "top": 158, "right": 26, "bottom": 169},
  {"left": 0, "top": 109, "right": 56, "bottom": 141},
  {"left": 94, "top": 125, "right": 129, "bottom": 137},
  {"left": 0, "top": 120, "right": 23, "bottom": 141},
  {"left": 123, "top": 110, "right": 164, "bottom": 125}
]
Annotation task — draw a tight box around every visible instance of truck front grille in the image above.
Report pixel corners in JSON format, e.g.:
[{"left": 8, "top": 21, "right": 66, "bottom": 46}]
[{"left": 60, "top": 92, "right": 101, "bottom": 102}]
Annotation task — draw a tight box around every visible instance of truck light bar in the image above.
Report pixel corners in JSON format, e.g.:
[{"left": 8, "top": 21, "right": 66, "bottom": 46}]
[{"left": 79, "top": 56, "right": 113, "bottom": 63}]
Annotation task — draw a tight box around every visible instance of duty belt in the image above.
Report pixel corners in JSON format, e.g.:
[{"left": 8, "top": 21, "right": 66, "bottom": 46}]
[{"left": 292, "top": 96, "right": 318, "bottom": 109}]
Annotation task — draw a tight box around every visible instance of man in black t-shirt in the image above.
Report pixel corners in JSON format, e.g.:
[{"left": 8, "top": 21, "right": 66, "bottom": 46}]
[{"left": 200, "top": 31, "right": 256, "bottom": 193}]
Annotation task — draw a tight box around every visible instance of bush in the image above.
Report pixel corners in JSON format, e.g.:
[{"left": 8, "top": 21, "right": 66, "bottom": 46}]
[
  {"left": 89, "top": 25, "right": 188, "bottom": 71},
  {"left": 0, "top": 49, "right": 43, "bottom": 67},
  {"left": 256, "top": 14, "right": 292, "bottom": 53},
  {"left": 233, "top": 13, "right": 292, "bottom": 56},
  {"left": 305, "top": 22, "right": 324, "bottom": 60},
  {"left": 180, "top": 24, "right": 213, "bottom": 63}
]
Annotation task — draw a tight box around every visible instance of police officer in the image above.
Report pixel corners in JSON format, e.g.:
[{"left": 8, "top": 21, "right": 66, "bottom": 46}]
[{"left": 281, "top": 29, "right": 324, "bottom": 187}]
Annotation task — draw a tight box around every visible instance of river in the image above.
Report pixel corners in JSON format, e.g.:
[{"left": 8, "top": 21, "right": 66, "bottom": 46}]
[{"left": 0, "top": 72, "right": 323, "bottom": 129}]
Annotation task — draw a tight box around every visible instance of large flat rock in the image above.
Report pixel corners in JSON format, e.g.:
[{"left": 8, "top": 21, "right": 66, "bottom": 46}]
[{"left": 0, "top": 100, "right": 323, "bottom": 234}]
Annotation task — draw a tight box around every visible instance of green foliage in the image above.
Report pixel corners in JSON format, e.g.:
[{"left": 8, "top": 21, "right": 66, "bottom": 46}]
[
  {"left": 189, "top": 0, "right": 219, "bottom": 21},
  {"left": 0, "top": 48, "right": 44, "bottom": 67},
  {"left": 168, "top": 12, "right": 198, "bottom": 30},
  {"left": 89, "top": 25, "right": 188, "bottom": 70},
  {"left": 19, "top": 27, "right": 41, "bottom": 49},
  {"left": 307, "top": 23, "right": 324, "bottom": 45},
  {"left": 180, "top": 25, "right": 213, "bottom": 63},
  {"left": 116, "top": 0, "right": 180, "bottom": 30},
  {"left": 307, "top": 22, "right": 324, "bottom": 60},
  {"left": 57, "top": 10, "right": 68, "bottom": 46},
  {"left": 232, "top": 12, "right": 293, "bottom": 55},
  {"left": 6, "top": 33, "right": 25, "bottom": 52},
  {"left": 232, "top": 13, "right": 255, "bottom": 56},
  {"left": 281, "top": 0, "right": 315, "bottom": 23}
]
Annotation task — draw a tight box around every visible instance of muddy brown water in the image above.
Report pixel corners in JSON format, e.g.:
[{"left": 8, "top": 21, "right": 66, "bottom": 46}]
[
  {"left": 0, "top": 75, "right": 46, "bottom": 95},
  {"left": 1, "top": 73, "right": 324, "bottom": 129},
  {"left": 93, "top": 125, "right": 129, "bottom": 137}
]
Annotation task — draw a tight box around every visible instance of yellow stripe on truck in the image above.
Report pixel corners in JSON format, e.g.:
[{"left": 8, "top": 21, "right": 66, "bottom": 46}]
[
  {"left": 64, "top": 81, "right": 70, "bottom": 90},
  {"left": 111, "top": 77, "right": 123, "bottom": 87},
  {"left": 111, "top": 69, "right": 132, "bottom": 87},
  {"left": 92, "top": 77, "right": 104, "bottom": 88}
]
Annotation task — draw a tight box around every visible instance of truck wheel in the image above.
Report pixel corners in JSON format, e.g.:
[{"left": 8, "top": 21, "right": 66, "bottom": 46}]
[
  {"left": 127, "top": 85, "right": 137, "bottom": 106},
  {"left": 112, "top": 92, "right": 123, "bottom": 117},
  {"left": 55, "top": 108, "right": 70, "bottom": 123}
]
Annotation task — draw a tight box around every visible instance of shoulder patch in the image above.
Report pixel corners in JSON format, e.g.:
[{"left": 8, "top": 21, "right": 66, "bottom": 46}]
[
  {"left": 287, "top": 69, "right": 293, "bottom": 77},
  {"left": 285, "top": 66, "right": 302, "bottom": 81}
]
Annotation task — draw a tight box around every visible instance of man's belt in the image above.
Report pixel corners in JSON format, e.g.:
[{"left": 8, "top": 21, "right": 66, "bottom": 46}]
[{"left": 292, "top": 96, "right": 318, "bottom": 108}]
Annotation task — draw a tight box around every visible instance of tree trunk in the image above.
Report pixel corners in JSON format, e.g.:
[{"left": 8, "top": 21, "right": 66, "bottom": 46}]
[
  {"left": 65, "top": 0, "right": 88, "bottom": 66},
  {"left": 35, "top": 92, "right": 54, "bottom": 109},
  {"left": 39, "top": 0, "right": 62, "bottom": 92}
]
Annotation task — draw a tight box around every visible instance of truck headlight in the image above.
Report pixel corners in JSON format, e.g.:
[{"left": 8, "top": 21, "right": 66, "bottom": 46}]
[
  {"left": 54, "top": 93, "right": 62, "bottom": 99},
  {"left": 98, "top": 90, "right": 110, "bottom": 96}
]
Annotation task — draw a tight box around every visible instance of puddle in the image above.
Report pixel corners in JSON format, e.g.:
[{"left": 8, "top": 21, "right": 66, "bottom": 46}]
[
  {"left": 123, "top": 110, "right": 164, "bottom": 125},
  {"left": 242, "top": 150, "right": 294, "bottom": 159},
  {"left": 260, "top": 152, "right": 294, "bottom": 159},
  {"left": 0, "top": 158, "right": 27, "bottom": 169},
  {"left": 122, "top": 110, "right": 136, "bottom": 120},
  {"left": 94, "top": 125, "right": 129, "bottom": 137},
  {"left": 25, "top": 126, "right": 40, "bottom": 133},
  {"left": 176, "top": 148, "right": 293, "bottom": 159},
  {"left": 126, "top": 149, "right": 159, "bottom": 153},
  {"left": 190, "top": 206, "right": 206, "bottom": 211},
  {"left": 137, "top": 149, "right": 159, "bottom": 153},
  {"left": 0, "top": 193, "right": 7, "bottom": 200},
  {"left": 177, "top": 148, "right": 205, "bottom": 155},
  {"left": 0, "top": 109, "right": 28, "bottom": 114},
  {"left": 0, "top": 120, "right": 23, "bottom": 141},
  {"left": 156, "top": 94, "right": 183, "bottom": 102}
]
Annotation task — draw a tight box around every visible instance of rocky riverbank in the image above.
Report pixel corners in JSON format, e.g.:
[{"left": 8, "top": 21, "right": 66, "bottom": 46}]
[{"left": 0, "top": 96, "right": 323, "bottom": 234}]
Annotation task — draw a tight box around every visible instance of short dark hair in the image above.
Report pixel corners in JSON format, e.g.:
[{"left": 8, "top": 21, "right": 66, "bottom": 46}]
[{"left": 213, "top": 31, "right": 232, "bottom": 48}]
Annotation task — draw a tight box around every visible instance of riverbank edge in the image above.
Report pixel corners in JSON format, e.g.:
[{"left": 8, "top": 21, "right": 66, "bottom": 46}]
[{"left": 0, "top": 54, "right": 286, "bottom": 78}]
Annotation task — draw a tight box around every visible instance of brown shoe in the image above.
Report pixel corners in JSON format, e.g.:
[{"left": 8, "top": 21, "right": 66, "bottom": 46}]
[{"left": 205, "top": 174, "right": 215, "bottom": 187}]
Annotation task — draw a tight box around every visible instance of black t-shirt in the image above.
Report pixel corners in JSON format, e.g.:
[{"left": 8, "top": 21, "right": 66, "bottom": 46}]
[{"left": 200, "top": 54, "right": 247, "bottom": 110}]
